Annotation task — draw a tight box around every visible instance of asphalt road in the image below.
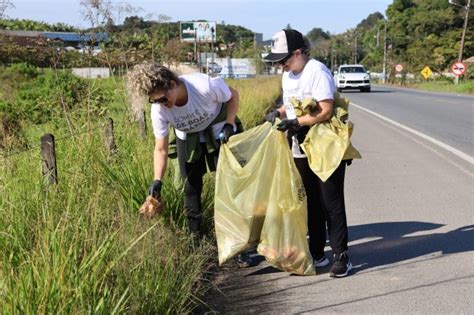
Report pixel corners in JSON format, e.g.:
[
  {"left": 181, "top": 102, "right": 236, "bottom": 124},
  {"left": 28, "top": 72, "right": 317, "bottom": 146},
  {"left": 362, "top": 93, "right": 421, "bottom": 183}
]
[
  {"left": 344, "top": 84, "right": 473, "bottom": 157},
  {"left": 206, "top": 86, "right": 474, "bottom": 314}
]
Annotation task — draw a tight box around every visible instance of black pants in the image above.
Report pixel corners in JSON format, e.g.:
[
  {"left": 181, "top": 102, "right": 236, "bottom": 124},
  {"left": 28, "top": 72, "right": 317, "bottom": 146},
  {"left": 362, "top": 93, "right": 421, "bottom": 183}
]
[
  {"left": 176, "top": 138, "right": 219, "bottom": 234},
  {"left": 294, "top": 158, "right": 348, "bottom": 257}
]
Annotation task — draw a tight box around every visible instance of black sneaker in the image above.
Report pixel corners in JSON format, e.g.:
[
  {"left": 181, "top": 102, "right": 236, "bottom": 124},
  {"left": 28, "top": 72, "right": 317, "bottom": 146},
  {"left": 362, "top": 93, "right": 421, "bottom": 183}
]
[
  {"left": 329, "top": 252, "right": 352, "bottom": 278},
  {"left": 236, "top": 252, "right": 255, "bottom": 268}
]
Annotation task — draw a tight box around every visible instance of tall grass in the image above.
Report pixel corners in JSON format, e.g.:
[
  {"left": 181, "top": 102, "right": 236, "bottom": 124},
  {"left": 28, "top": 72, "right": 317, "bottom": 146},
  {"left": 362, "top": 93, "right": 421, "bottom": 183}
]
[
  {"left": 406, "top": 79, "right": 474, "bottom": 95},
  {"left": 227, "top": 76, "right": 281, "bottom": 128},
  {"left": 1, "top": 124, "right": 212, "bottom": 313},
  {"left": 0, "top": 74, "right": 282, "bottom": 313}
]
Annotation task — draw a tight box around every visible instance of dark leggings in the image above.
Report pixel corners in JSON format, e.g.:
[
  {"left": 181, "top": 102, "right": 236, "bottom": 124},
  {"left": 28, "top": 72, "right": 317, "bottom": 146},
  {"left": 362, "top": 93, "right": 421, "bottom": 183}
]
[
  {"left": 294, "top": 158, "right": 348, "bottom": 257},
  {"left": 176, "top": 138, "right": 219, "bottom": 234}
]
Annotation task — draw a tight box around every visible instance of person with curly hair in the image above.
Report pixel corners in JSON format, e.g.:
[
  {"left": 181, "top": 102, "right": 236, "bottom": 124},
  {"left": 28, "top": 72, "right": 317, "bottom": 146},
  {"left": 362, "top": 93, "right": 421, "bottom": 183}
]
[{"left": 127, "top": 63, "right": 240, "bottom": 238}]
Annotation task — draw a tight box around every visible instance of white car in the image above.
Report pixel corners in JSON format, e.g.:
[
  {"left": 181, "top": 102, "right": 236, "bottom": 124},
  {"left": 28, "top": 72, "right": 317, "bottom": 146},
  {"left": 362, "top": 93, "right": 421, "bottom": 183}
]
[
  {"left": 207, "top": 62, "right": 222, "bottom": 74},
  {"left": 334, "top": 64, "right": 371, "bottom": 92}
]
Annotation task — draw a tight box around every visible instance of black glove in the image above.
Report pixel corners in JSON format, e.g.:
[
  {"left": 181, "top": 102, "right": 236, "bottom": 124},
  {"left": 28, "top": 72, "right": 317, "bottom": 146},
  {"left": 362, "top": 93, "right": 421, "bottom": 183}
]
[
  {"left": 264, "top": 110, "right": 280, "bottom": 124},
  {"left": 277, "top": 118, "right": 300, "bottom": 132},
  {"left": 219, "top": 123, "right": 235, "bottom": 143},
  {"left": 148, "top": 179, "right": 162, "bottom": 199}
]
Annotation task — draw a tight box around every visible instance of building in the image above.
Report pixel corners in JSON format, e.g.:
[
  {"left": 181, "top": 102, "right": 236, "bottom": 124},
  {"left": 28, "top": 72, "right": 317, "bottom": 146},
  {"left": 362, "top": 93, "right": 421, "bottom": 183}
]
[{"left": 0, "top": 30, "right": 108, "bottom": 52}]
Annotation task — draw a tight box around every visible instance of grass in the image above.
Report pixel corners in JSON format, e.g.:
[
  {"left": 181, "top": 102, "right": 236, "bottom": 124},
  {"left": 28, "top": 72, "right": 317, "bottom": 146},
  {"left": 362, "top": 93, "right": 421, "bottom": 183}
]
[
  {"left": 0, "top": 73, "right": 281, "bottom": 313},
  {"left": 386, "top": 79, "right": 474, "bottom": 95},
  {"left": 227, "top": 76, "right": 281, "bottom": 128}
]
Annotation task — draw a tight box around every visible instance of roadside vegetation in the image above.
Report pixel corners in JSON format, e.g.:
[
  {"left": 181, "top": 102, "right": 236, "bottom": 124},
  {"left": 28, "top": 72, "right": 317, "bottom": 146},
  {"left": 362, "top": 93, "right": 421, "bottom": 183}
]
[
  {"left": 0, "top": 62, "right": 281, "bottom": 313},
  {"left": 404, "top": 79, "right": 474, "bottom": 95}
]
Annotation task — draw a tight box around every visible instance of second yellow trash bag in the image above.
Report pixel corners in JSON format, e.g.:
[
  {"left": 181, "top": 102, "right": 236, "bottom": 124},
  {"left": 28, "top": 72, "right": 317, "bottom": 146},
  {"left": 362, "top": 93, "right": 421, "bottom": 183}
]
[
  {"left": 301, "top": 98, "right": 361, "bottom": 182},
  {"left": 214, "top": 122, "right": 315, "bottom": 276}
]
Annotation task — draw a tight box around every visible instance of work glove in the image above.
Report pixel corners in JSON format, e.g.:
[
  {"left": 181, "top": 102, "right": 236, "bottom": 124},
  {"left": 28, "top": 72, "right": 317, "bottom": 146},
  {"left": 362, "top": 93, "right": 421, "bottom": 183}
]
[
  {"left": 148, "top": 179, "right": 162, "bottom": 199},
  {"left": 264, "top": 110, "right": 280, "bottom": 124},
  {"left": 219, "top": 123, "right": 235, "bottom": 144},
  {"left": 277, "top": 118, "right": 300, "bottom": 132}
]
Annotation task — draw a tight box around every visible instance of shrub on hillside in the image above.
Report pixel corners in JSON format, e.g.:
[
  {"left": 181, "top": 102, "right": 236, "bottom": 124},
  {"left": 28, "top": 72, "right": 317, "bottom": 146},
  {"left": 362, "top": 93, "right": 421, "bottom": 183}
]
[{"left": 0, "top": 64, "right": 114, "bottom": 150}]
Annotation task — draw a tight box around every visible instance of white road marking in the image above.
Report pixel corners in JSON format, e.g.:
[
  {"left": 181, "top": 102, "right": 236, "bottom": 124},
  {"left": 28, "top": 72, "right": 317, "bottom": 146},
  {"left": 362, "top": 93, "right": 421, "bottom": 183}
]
[{"left": 351, "top": 102, "right": 474, "bottom": 165}]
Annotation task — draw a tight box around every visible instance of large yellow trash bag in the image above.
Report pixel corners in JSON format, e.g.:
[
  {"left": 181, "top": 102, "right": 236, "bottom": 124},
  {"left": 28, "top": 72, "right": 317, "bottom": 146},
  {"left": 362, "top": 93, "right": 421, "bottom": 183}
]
[
  {"left": 301, "top": 106, "right": 361, "bottom": 182},
  {"left": 214, "top": 122, "right": 315, "bottom": 276}
]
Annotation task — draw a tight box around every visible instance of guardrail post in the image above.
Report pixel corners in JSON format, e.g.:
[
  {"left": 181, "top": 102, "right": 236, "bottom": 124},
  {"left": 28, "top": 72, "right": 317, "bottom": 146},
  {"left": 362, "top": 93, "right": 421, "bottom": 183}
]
[
  {"left": 104, "top": 118, "right": 117, "bottom": 155},
  {"left": 138, "top": 110, "right": 147, "bottom": 138},
  {"left": 40, "top": 134, "right": 58, "bottom": 185}
]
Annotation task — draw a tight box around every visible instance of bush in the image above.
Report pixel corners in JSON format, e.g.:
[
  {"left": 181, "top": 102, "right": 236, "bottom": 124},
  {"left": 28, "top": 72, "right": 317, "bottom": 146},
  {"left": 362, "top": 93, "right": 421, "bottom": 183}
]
[
  {"left": 3, "top": 62, "right": 40, "bottom": 78},
  {"left": 0, "top": 65, "right": 116, "bottom": 150}
]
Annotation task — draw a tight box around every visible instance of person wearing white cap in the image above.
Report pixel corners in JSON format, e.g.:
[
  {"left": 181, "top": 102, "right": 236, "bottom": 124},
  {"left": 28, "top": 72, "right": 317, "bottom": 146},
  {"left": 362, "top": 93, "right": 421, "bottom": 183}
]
[{"left": 264, "top": 29, "right": 352, "bottom": 278}]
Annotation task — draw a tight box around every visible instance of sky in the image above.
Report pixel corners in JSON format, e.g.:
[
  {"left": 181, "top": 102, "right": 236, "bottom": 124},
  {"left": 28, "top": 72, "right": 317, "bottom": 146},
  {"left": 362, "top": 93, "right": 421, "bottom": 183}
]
[{"left": 6, "top": 0, "right": 393, "bottom": 39}]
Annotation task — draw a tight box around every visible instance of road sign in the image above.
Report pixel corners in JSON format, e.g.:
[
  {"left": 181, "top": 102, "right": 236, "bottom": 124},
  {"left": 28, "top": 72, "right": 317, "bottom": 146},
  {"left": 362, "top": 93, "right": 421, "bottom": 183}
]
[
  {"left": 451, "top": 62, "right": 466, "bottom": 76},
  {"left": 180, "top": 21, "right": 216, "bottom": 43},
  {"left": 180, "top": 22, "right": 195, "bottom": 42},
  {"left": 421, "top": 66, "right": 432, "bottom": 79},
  {"left": 395, "top": 64, "right": 404, "bottom": 72}
]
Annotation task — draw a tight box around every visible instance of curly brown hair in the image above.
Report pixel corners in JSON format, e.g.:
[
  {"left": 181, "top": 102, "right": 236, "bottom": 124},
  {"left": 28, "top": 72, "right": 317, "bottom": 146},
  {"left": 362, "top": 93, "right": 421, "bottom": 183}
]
[{"left": 126, "top": 62, "right": 179, "bottom": 117}]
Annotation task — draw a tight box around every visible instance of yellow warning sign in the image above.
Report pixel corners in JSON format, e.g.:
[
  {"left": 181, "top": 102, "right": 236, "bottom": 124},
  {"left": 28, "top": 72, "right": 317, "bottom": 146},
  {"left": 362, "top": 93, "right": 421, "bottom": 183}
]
[{"left": 421, "top": 66, "right": 432, "bottom": 79}]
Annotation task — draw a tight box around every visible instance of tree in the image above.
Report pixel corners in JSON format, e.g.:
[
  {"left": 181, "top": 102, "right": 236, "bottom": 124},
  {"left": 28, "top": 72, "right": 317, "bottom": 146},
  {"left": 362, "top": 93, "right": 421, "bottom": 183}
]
[
  {"left": 384, "top": 0, "right": 471, "bottom": 73},
  {"left": 0, "top": 0, "right": 14, "bottom": 19},
  {"left": 80, "top": 0, "right": 112, "bottom": 29},
  {"left": 307, "top": 28, "right": 330, "bottom": 42},
  {"left": 306, "top": 28, "right": 331, "bottom": 65},
  {"left": 356, "top": 12, "right": 384, "bottom": 30}
]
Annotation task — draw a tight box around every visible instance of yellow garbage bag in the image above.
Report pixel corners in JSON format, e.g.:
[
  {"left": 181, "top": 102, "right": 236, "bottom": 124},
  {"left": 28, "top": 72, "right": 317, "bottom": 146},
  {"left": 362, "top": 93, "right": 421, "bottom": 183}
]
[
  {"left": 214, "top": 122, "right": 315, "bottom": 275},
  {"left": 290, "top": 97, "right": 319, "bottom": 117},
  {"left": 301, "top": 105, "right": 361, "bottom": 182}
]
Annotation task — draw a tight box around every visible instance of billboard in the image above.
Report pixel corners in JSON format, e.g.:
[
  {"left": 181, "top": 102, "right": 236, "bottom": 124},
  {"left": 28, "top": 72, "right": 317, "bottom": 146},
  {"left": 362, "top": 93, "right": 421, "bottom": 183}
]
[
  {"left": 207, "top": 58, "right": 256, "bottom": 79},
  {"left": 180, "top": 21, "right": 216, "bottom": 43}
]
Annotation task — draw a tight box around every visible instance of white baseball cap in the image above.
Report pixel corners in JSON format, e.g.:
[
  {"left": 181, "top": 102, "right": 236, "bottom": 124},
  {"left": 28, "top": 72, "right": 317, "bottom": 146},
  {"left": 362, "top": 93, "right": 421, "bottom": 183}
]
[{"left": 264, "top": 29, "right": 306, "bottom": 62}]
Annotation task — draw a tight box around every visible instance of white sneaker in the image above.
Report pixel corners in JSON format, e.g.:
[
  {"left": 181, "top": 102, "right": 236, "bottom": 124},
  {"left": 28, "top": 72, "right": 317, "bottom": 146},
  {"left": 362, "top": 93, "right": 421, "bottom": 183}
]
[{"left": 313, "top": 256, "right": 330, "bottom": 267}]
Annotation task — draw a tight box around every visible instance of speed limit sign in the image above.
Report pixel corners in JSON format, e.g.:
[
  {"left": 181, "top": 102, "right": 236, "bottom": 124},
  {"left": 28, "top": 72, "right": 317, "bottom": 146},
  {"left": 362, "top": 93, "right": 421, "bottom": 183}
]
[
  {"left": 451, "top": 62, "right": 466, "bottom": 76},
  {"left": 395, "top": 64, "right": 404, "bottom": 72}
]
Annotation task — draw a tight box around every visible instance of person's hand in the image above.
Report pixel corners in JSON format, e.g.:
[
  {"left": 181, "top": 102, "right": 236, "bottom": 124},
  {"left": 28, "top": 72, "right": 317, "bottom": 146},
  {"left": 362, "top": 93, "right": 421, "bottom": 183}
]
[
  {"left": 277, "top": 118, "right": 300, "bottom": 132},
  {"left": 219, "top": 123, "right": 235, "bottom": 143},
  {"left": 264, "top": 110, "right": 280, "bottom": 124},
  {"left": 148, "top": 179, "right": 162, "bottom": 199}
]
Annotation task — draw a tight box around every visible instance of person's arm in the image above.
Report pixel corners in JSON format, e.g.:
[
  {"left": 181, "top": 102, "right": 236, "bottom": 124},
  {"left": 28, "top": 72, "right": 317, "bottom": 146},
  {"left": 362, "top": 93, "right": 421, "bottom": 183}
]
[
  {"left": 297, "top": 99, "right": 333, "bottom": 126},
  {"left": 153, "top": 136, "right": 169, "bottom": 181},
  {"left": 225, "top": 86, "right": 239, "bottom": 124}
]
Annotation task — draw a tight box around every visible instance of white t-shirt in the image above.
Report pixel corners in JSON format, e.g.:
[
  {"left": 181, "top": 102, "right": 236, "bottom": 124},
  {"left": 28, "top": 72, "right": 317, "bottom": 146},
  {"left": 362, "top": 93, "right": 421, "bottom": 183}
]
[
  {"left": 282, "top": 59, "right": 336, "bottom": 157},
  {"left": 150, "top": 73, "right": 232, "bottom": 141}
]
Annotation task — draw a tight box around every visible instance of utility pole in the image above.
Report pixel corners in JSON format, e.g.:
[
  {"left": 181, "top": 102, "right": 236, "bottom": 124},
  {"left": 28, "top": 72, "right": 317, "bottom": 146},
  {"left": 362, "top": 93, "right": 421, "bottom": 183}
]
[
  {"left": 331, "top": 44, "right": 334, "bottom": 71},
  {"left": 376, "top": 28, "right": 380, "bottom": 47},
  {"left": 354, "top": 34, "right": 358, "bottom": 64},
  {"left": 211, "top": 27, "right": 215, "bottom": 76},
  {"left": 449, "top": 0, "right": 471, "bottom": 85},
  {"left": 458, "top": 0, "right": 471, "bottom": 62},
  {"left": 383, "top": 21, "right": 387, "bottom": 84}
]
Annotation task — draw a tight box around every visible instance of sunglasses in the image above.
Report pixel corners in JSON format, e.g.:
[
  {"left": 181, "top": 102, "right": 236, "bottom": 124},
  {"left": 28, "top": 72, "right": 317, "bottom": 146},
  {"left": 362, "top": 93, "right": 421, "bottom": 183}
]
[
  {"left": 148, "top": 95, "right": 168, "bottom": 104},
  {"left": 278, "top": 52, "right": 294, "bottom": 65}
]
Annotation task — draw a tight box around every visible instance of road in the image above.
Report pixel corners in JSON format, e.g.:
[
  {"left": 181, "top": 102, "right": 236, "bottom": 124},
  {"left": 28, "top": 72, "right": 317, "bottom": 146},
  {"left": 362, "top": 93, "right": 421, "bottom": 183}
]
[
  {"left": 345, "top": 84, "right": 473, "bottom": 158},
  {"left": 206, "top": 85, "right": 474, "bottom": 314}
]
